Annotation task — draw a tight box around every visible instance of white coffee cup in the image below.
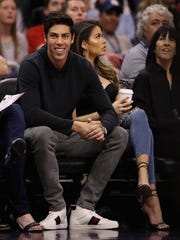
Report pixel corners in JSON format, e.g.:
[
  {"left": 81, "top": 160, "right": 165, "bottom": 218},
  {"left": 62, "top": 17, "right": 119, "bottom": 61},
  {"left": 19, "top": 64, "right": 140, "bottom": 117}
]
[{"left": 119, "top": 88, "right": 133, "bottom": 101}]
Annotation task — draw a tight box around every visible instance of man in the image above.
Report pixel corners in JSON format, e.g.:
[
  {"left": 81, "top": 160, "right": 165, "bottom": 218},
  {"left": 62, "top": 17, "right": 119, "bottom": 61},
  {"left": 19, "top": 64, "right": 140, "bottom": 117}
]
[
  {"left": 120, "top": 4, "right": 174, "bottom": 80},
  {"left": 61, "top": 0, "right": 87, "bottom": 23},
  {"left": 18, "top": 12, "right": 128, "bottom": 230},
  {"left": 26, "top": 0, "right": 65, "bottom": 53}
]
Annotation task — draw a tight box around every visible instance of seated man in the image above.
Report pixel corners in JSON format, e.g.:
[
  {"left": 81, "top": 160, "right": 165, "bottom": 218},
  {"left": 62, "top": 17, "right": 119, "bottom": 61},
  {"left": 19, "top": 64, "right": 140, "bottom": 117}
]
[{"left": 18, "top": 12, "right": 128, "bottom": 230}]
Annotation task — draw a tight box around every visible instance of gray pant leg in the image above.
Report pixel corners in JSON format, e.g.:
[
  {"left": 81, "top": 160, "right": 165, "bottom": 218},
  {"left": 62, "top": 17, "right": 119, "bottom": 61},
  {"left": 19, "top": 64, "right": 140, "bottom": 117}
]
[
  {"left": 25, "top": 126, "right": 66, "bottom": 211},
  {"left": 77, "top": 126, "right": 128, "bottom": 210}
]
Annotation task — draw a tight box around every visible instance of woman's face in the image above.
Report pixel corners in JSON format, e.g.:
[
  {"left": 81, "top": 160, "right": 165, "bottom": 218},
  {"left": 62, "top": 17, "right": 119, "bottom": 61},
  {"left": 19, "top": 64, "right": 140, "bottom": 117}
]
[
  {"left": 155, "top": 32, "right": 176, "bottom": 66},
  {"left": 0, "top": 0, "right": 16, "bottom": 25},
  {"left": 82, "top": 26, "right": 106, "bottom": 61}
]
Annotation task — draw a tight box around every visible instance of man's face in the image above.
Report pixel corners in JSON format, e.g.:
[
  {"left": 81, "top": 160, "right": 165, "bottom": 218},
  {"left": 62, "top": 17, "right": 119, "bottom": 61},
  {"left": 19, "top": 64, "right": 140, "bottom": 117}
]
[
  {"left": 44, "top": 0, "right": 65, "bottom": 15},
  {"left": 46, "top": 24, "right": 74, "bottom": 69},
  {"left": 143, "top": 12, "right": 170, "bottom": 43},
  {"left": 99, "top": 9, "right": 120, "bottom": 34},
  {"left": 65, "top": 0, "right": 87, "bottom": 23}
]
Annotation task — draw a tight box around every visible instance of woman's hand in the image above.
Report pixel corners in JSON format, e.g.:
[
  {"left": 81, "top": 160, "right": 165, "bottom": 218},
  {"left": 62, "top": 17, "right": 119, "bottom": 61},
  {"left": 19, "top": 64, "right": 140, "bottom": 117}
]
[{"left": 113, "top": 97, "right": 133, "bottom": 115}]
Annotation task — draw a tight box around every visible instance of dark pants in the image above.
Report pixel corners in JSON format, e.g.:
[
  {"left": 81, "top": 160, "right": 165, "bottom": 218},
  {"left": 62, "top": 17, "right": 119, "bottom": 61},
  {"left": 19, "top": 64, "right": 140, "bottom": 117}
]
[{"left": 0, "top": 104, "right": 29, "bottom": 218}]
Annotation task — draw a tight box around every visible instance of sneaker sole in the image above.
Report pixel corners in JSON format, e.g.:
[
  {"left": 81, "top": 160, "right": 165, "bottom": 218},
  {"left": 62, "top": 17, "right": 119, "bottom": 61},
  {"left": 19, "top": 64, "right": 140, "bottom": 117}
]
[
  {"left": 69, "top": 223, "right": 119, "bottom": 230},
  {"left": 41, "top": 224, "right": 67, "bottom": 230}
]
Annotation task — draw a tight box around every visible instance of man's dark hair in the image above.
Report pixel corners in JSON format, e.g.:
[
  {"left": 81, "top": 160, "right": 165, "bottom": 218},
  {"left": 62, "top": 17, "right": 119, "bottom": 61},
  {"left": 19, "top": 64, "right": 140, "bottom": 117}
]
[{"left": 44, "top": 12, "right": 74, "bottom": 36}]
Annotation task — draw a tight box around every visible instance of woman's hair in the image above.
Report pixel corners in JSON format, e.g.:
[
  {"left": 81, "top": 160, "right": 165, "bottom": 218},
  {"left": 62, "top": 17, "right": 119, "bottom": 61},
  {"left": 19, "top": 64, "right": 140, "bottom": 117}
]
[
  {"left": 0, "top": 0, "right": 18, "bottom": 59},
  {"left": 146, "top": 26, "right": 179, "bottom": 73},
  {"left": 71, "top": 20, "right": 119, "bottom": 91},
  {"left": 136, "top": 4, "right": 174, "bottom": 39},
  {"left": 44, "top": 12, "right": 74, "bottom": 37}
]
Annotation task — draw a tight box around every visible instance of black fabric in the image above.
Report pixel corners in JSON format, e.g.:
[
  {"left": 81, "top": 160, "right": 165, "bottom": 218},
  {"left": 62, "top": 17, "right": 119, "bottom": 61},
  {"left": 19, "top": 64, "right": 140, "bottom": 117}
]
[
  {"left": 17, "top": 45, "right": 117, "bottom": 135},
  {"left": 133, "top": 64, "right": 180, "bottom": 159}
]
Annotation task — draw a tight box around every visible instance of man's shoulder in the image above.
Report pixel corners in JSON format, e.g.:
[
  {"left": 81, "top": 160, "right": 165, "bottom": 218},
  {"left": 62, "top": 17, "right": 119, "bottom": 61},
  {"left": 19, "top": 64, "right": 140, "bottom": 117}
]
[
  {"left": 69, "top": 51, "right": 93, "bottom": 69},
  {"left": 124, "top": 42, "right": 146, "bottom": 60},
  {"left": 21, "top": 48, "right": 44, "bottom": 68}
]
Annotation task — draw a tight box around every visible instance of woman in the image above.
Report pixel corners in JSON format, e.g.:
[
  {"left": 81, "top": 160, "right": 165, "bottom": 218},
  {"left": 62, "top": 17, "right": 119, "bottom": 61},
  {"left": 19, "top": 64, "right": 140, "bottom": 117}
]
[
  {"left": 0, "top": 59, "right": 43, "bottom": 231},
  {"left": 71, "top": 20, "right": 169, "bottom": 230},
  {"left": 133, "top": 25, "right": 180, "bottom": 160},
  {"left": 0, "top": 0, "right": 28, "bottom": 76}
]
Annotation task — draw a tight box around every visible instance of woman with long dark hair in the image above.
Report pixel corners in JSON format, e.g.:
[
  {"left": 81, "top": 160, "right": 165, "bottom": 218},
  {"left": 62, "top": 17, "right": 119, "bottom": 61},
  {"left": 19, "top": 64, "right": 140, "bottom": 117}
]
[
  {"left": 133, "top": 25, "right": 180, "bottom": 159},
  {"left": 71, "top": 20, "right": 169, "bottom": 231}
]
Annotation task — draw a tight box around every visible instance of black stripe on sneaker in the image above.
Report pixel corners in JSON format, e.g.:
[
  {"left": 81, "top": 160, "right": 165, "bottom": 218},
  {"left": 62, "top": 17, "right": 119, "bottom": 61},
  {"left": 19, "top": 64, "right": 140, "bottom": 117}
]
[
  {"left": 88, "top": 216, "right": 100, "bottom": 225},
  {"left": 55, "top": 216, "right": 61, "bottom": 225}
]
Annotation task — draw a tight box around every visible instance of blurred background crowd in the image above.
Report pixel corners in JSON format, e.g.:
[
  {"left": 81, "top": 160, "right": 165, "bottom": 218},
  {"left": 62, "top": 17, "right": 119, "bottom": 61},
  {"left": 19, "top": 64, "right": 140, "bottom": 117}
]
[{"left": 0, "top": 0, "right": 180, "bottom": 79}]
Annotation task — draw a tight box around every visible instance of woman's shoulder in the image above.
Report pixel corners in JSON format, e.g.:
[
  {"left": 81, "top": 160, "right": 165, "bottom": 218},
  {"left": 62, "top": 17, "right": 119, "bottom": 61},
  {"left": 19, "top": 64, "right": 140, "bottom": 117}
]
[{"left": 135, "top": 69, "right": 152, "bottom": 82}]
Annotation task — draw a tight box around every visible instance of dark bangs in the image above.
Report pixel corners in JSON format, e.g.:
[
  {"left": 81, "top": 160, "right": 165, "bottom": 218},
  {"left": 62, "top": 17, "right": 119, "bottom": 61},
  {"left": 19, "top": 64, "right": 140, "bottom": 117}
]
[{"left": 146, "top": 26, "right": 178, "bottom": 71}]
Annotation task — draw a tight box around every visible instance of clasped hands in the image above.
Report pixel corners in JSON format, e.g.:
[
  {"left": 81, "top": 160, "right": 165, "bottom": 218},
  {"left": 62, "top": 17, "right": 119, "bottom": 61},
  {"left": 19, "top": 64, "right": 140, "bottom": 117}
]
[{"left": 72, "top": 118, "right": 105, "bottom": 142}]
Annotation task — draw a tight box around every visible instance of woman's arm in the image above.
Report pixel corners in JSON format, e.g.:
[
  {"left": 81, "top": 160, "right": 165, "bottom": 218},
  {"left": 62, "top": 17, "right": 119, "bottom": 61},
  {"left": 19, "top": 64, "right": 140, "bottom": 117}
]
[{"left": 73, "top": 108, "right": 100, "bottom": 121}]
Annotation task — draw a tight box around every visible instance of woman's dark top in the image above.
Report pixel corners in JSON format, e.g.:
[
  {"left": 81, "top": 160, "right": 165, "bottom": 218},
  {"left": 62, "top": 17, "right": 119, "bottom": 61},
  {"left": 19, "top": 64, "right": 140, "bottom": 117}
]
[{"left": 133, "top": 63, "right": 180, "bottom": 159}]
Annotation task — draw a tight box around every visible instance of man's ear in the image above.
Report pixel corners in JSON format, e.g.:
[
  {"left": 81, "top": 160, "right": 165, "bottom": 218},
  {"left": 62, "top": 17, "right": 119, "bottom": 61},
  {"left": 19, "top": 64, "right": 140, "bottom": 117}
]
[{"left": 44, "top": 35, "right": 47, "bottom": 43}]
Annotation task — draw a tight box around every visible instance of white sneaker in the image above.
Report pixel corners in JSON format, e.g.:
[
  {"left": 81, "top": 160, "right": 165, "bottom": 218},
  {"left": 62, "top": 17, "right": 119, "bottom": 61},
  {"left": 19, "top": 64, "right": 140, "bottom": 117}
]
[
  {"left": 69, "top": 205, "right": 119, "bottom": 230},
  {"left": 40, "top": 208, "right": 67, "bottom": 230}
]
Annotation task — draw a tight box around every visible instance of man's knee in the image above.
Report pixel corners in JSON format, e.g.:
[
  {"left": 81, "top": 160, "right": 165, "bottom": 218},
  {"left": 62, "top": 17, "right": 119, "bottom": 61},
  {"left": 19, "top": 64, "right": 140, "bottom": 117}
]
[
  {"left": 25, "top": 126, "right": 55, "bottom": 147},
  {"left": 109, "top": 126, "right": 128, "bottom": 149}
]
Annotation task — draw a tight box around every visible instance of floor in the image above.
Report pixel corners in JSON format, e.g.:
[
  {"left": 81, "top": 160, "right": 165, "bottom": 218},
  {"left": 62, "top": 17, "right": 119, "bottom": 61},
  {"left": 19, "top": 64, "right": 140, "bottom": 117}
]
[{"left": 0, "top": 228, "right": 180, "bottom": 240}]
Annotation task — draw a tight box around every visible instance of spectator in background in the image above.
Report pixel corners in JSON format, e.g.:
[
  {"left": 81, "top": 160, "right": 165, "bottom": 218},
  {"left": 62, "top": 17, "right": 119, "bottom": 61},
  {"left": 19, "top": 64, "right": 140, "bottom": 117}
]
[
  {"left": 61, "top": 0, "right": 87, "bottom": 23},
  {"left": 0, "top": 0, "right": 28, "bottom": 77},
  {"left": 97, "top": 0, "right": 132, "bottom": 57},
  {"left": 115, "top": 0, "right": 136, "bottom": 43},
  {"left": 93, "top": 0, "right": 132, "bottom": 70},
  {"left": 26, "top": 0, "right": 65, "bottom": 53},
  {"left": 133, "top": 26, "right": 180, "bottom": 160},
  {"left": 120, "top": 4, "right": 174, "bottom": 80}
]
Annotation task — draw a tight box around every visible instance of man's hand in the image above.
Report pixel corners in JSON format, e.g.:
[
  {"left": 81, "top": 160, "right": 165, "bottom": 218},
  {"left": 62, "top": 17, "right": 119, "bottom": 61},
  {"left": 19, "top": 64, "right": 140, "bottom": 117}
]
[{"left": 72, "top": 119, "right": 105, "bottom": 142}]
